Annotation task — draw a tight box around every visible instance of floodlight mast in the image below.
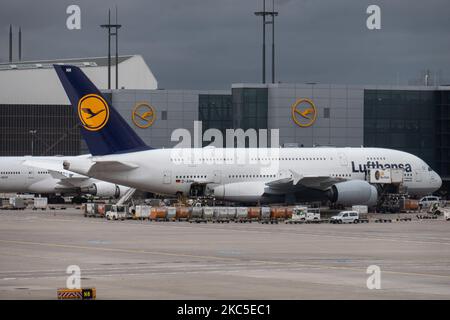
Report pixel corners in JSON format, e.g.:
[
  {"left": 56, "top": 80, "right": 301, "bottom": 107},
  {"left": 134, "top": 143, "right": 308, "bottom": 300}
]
[{"left": 255, "top": 0, "right": 278, "bottom": 84}]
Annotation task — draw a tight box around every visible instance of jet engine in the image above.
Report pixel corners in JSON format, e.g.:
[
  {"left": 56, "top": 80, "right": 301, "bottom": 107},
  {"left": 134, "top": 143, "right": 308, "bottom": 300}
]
[
  {"left": 82, "top": 182, "right": 126, "bottom": 198},
  {"left": 213, "top": 181, "right": 267, "bottom": 202},
  {"left": 328, "top": 180, "right": 378, "bottom": 206}
]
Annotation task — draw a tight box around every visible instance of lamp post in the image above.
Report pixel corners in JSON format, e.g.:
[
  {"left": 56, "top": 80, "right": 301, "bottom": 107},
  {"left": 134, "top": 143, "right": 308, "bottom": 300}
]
[
  {"left": 101, "top": 7, "right": 122, "bottom": 90},
  {"left": 254, "top": 0, "right": 278, "bottom": 84}
]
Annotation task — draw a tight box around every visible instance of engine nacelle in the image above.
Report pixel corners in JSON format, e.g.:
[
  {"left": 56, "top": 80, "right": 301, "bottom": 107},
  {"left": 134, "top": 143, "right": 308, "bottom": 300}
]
[
  {"left": 213, "top": 181, "right": 267, "bottom": 202},
  {"left": 116, "top": 185, "right": 130, "bottom": 198},
  {"left": 328, "top": 180, "right": 378, "bottom": 206},
  {"left": 83, "top": 182, "right": 122, "bottom": 198}
]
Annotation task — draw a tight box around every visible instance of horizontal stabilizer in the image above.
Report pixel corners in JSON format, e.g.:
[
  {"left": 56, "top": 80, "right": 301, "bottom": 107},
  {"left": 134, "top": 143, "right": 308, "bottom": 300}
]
[{"left": 23, "top": 159, "right": 64, "bottom": 172}]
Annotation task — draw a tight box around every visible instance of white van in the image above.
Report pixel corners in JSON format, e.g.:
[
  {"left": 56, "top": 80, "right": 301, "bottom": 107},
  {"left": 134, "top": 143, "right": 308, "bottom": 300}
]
[
  {"left": 330, "top": 211, "right": 359, "bottom": 224},
  {"left": 418, "top": 196, "right": 441, "bottom": 209}
]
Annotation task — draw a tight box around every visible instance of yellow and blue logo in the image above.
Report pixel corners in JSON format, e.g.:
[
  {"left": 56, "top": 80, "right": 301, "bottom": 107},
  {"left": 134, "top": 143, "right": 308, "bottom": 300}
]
[
  {"left": 291, "top": 98, "right": 317, "bottom": 128},
  {"left": 132, "top": 102, "right": 156, "bottom": 129},
  {"left": 77, "top": 94, "right": 110, "bottom": 131}
]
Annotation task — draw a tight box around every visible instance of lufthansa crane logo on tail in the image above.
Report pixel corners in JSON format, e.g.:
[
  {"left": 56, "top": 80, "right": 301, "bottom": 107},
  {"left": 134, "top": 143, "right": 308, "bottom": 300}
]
[
  {"left": 77, "top": 94, "right": 110, "bottom": 131},
  {"left": 291, "top": 98, "right": 317, "bottom": 127}
]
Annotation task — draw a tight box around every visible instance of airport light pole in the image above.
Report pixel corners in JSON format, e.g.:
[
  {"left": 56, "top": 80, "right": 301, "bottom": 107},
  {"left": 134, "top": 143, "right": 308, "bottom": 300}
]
[
  {"left": 18, "top": 27, "right": 22, "bottom": 61},
  {"left": 100, "top": 8, "right": 122, "bottom": 90},
  {"left": 101, "top": 10, "right": 111, "bottom": 89},
  {"left": 9, "top": 25, "right": 12, "bottom": 63},
  {"left": 113, "top": 6, "right": 121, "bottom": 90},
  {"left": 254, "top": 0, "right": 278, "bottom": 84},
  {"left": 255, "top": 1, "right": 266, "bottom": 84},
  {"left": 271, "top": 0, "right": 277, "bottom": 84}
]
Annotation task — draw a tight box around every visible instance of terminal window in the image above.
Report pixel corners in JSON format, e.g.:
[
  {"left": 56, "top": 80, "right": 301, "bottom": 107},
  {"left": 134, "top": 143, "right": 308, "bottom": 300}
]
[
  {"left": 199, "top": 94, "right": 233, "bottom": 146},
  {"left": 0, "top": 104, "right": 81, "bottom": 156},
  {"left": 363, "top": 89, "right": 450, "bottom": 179},
  {"left": 232, "top": 88, "right": 268, "bottom": 132}
]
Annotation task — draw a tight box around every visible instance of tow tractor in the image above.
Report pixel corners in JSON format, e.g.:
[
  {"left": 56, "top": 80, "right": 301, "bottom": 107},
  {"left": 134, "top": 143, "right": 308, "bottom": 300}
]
[
  {"left": 286, "top": 206, "right": 321, "bottom": 224},
  {"left": 105, "top": 188, "right": 136, "bottom": 221},
  {"left": 105, "top": 204, "right": 130, "bottom": 221}
]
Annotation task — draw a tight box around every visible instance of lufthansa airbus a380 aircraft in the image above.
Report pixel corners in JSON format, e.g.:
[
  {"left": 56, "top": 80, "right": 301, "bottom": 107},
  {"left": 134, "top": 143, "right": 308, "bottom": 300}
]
[
  {"left": 51, "top": 65, "right": 441, "bottom": 206},
  {"left": 0, "top": 156, "right": 130, "bottom": 199}
]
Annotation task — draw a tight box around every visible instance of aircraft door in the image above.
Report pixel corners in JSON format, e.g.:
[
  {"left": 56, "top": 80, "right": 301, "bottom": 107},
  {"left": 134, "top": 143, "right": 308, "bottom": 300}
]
[
  {"left": 342, "top": 213, "right": 349, "bottom": 223},
  {"left": 338, "top": 152, "right": 348, "bottom": 167},
  {"left": 213, "top": 170, "right": 222, "bottom": 184},
  {"left": 163, "top": 171, "right": 171, "bottom": 184},
  {"left": 415, "top": 170, "right": 423, "bottom": 182},
  {"left": 27, "top": 168, "right": 35, "bottom": 180}
]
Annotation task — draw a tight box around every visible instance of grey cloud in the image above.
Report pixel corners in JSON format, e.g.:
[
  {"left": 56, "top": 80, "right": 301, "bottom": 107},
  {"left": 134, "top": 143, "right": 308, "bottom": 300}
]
[{"left": 0, "top": 0, "right": 449, "bottom": 89}]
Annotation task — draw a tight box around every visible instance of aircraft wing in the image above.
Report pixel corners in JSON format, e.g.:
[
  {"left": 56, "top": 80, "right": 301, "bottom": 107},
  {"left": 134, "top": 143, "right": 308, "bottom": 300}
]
[
  {"left": 88, "top": 160, "right": 139, "bottom": 174},
  {"left": 266, "top": 170, "right": 345, "bottom": 191},
  {"left": 22, "top": 159, "right": 89, "bottom": 187},
  {"left": 295, "top": 176, "right": 345, "bottom": 190},
  {"left": 22, "top": 159, "right": 88, "bottom": 180},
  {"left": 23, "top": 159, "right": 64, "bottom": 172},
  {"left": 54, "top": 178, "right": 87, "bottom": 188}
]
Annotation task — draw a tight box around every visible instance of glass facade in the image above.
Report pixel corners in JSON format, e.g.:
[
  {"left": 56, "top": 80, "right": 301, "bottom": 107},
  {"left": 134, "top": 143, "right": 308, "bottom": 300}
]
[
  {"left": 198, "top": 89, "right": 268, "bottom": 147},
  {"left": 198, "top": 94, "right": 233, "bottom": 145},
  {"left": 232, "top": 88, "right": 268, "bottom": 131},
  {"left": 436, "top": 91, "right": 450, "bottom": 178},
  {"left": 364, "top": 89, "right": 450, "bottom": 179},
  {"left": 0, "top": 105, "right": 81, "bottom": 156}
]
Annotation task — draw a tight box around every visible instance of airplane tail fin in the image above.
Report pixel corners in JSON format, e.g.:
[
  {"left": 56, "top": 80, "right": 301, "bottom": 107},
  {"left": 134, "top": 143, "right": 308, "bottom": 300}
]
[{"left": 54, "top": 65, "right": 151, "bottom": 156}]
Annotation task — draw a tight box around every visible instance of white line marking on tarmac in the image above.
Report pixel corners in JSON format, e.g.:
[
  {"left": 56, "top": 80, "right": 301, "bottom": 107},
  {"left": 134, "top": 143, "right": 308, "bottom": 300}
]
[{"left": 1, "top": 239, "right": 450, "bottom": 280}]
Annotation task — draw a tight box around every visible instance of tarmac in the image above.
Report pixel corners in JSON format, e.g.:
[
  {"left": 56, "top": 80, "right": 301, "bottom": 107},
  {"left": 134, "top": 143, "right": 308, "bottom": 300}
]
[{"left": 0, "top": 208, "right": 449, "bottom": 299}]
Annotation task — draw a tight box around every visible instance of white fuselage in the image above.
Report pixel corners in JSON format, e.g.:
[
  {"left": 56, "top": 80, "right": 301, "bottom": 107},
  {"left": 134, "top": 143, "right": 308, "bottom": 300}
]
[
  {"left": 0, "top": 157, "right": 77, "bottom": 194},
  {"left": 0, "top": 156, "right": 126, "bottom": 196},
  {"left": 67, "top": 147, "right": 442, "bottom": 202}
]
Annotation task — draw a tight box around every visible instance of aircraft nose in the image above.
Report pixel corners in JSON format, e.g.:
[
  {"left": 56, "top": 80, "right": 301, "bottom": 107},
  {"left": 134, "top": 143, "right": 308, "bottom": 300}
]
[{"left": 434, "top": 172, "right": 442, "bottom": 189}]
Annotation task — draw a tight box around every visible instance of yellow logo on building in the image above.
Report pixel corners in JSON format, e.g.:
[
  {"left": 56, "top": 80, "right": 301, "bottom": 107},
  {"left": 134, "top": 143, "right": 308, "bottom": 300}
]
[
  {"left": 291, "top": 98, "right": 317, "bottom": 127},
  {"left": 77, "top": 94, "right": 110, "bottom": 131},
  {"left": 132, "top": 102, "right": 156, "bottom": 129}
]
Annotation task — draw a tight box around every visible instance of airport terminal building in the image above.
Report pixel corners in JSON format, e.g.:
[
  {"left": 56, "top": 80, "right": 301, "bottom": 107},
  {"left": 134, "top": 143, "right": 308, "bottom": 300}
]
[{"left": 0, "top": 56, "right": 449, "bottom": 187}]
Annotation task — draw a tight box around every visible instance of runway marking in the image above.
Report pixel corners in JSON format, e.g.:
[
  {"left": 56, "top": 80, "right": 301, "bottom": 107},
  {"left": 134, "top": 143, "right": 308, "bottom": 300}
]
[
  {"left": 0, "top": 263, "right": 267, "bottom": 275},
  {"left": 0, "top": 239, "right": 244, "bottom": 262},
  {"left": 1, "top": 239, "right": 450, "bottom": 280}
]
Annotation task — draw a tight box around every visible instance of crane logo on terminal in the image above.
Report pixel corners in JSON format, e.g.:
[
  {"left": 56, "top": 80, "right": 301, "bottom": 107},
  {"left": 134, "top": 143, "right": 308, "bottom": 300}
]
[
  {"left": 132, "top": 102, "right": 156, "bottom": 129},
  {"left": 77, "top": 94, "right": 110, "bottom": 131},
  {"left": 291, "top": 98, "right": 317, "bottom": 127}
]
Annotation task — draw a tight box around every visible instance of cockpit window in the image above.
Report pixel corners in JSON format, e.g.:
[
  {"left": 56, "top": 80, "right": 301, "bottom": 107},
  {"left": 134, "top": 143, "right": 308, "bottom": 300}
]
[{"left": 428, "top": 167, "right": 432, "bottom": 172}]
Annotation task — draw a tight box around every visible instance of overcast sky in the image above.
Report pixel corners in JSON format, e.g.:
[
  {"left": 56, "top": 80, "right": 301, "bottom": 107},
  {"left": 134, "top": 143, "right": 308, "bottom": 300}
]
[{"left": 1, "top": 0, "right": 449, "bottom": 89}]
